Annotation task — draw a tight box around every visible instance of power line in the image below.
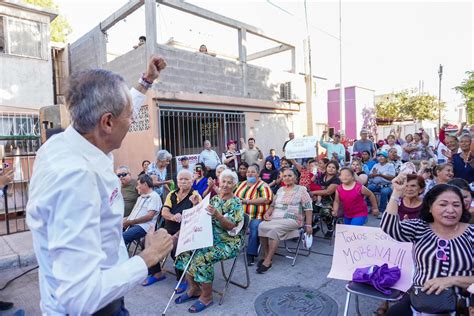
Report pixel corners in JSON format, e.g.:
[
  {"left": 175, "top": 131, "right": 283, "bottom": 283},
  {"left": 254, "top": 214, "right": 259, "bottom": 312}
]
[{"left": 266, "top": 0, "right": 341, "bottom": 41}]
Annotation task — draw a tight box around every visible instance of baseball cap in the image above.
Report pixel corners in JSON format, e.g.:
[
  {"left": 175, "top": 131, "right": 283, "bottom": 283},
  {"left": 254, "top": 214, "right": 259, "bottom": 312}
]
[
  {"left": 360, "top": 129, "right": 369, "bottom": 134},
  {"left": 226, "top": 140, "right": 236, "bottom": 147},
  {"left": 334, "top": 132, "right": 341, "bottom": 137},
  {"left": 377, "top": 151, "right": 388, "bottom": 158},
  {"left": 352, "top": 151, "right": 362, "bottom": 158}
]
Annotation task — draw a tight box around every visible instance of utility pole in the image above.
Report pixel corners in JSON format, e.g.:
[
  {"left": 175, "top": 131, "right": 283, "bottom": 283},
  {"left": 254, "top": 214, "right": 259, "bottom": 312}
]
[
  {"left": 339, "top": 0, "right": 345, "bottom": 135},
  {"left": 438, "top": 64, "right": 443, "bottom": 129},
  {"left": 304, "top": 0, "right": 314, "bottom": 136}
]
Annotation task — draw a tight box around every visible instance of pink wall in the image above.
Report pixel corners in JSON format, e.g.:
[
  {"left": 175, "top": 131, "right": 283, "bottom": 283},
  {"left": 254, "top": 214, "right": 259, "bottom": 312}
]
[{"left": 327, "top": 87, "right": 357, "bottom": 139}]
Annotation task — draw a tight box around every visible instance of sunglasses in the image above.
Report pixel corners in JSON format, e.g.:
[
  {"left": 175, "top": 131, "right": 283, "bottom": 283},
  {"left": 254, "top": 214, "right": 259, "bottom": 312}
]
[
  {"left": 117, "top": 173, "right": 129, "bottom": 178},
  {"left": 436, "top": 239, "right": 449, "bottom": 261}
]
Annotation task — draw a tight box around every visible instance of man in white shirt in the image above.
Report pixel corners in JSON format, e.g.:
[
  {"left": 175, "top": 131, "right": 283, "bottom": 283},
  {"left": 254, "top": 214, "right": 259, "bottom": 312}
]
[
  {"left": 198, "top": 140, "right": 221, "bottom": 178},
  {"left": 123, "top": 174, "right": 162, "bottom": 245},
  {"left": 26, "top": 56, "right": 173, "bottom": 315}
]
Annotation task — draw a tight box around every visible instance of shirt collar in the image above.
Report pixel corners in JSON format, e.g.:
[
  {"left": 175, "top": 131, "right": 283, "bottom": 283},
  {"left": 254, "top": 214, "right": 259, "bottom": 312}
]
[{"left": 64, "top": 125, "right": 114, "bottom": 169}]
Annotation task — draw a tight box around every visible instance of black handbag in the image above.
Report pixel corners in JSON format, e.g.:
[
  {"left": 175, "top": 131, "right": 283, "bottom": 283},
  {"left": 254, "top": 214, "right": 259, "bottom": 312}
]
[{"left": 410, "top": 286, "right": 457, "bottom": 314}]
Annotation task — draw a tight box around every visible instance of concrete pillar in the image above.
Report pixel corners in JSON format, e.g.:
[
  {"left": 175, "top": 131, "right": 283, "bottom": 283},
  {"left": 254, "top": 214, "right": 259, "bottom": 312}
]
[
  {"left": 238, "top": 28, "right": 247, "bottom": 97},
  {"left": 145, "top": 0, "right": 157, "bottom": 57}
]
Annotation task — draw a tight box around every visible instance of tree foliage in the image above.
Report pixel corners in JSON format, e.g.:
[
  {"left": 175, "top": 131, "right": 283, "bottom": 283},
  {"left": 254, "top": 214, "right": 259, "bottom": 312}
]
[
  {"left": 23, "top": 0, "right": 72, "bottom": 43},
  {"left": 455, "top": 71, "right": 474, "bottom": 124},
  {"left": 375, "top": 89, "right": 444, "bottom": 122}
]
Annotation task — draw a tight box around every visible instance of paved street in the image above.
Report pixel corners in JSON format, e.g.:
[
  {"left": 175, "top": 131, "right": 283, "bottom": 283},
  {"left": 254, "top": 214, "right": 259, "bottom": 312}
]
[{"left": 0, "top": 218, "right": 384, "bottom": 316}]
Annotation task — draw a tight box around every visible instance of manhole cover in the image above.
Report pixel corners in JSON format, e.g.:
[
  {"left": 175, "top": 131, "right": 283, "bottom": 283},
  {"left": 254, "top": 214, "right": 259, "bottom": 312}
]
[{"left": 254, "top": 286, "right": 338, "bottom": 316}]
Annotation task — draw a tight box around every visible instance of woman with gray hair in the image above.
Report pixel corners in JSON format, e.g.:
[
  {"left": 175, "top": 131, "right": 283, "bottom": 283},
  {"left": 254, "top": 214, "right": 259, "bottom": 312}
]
[
  {"left": 175, "top": 169, "right": 244, "bottom": 312},
  {"left": 147, "top": 149, "right": 173, "bottom": 199}
]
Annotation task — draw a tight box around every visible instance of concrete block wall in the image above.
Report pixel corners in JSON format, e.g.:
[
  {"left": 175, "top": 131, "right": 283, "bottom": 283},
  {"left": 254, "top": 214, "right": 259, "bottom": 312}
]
[{"left": 69, "top": 26, "right": 107, "bottom": 74}]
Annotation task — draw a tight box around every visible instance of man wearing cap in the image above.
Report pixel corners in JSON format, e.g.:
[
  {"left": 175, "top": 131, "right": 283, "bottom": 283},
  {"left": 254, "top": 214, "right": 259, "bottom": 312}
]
[
  {"left": 353, "top": 129, "right": 376, "bottom": 158},
  {"left": 320, "top": 131, "right": 346, "bottom": 164},
  {"left": 367, "top": 151, "right": 396, "bottom": 217}
]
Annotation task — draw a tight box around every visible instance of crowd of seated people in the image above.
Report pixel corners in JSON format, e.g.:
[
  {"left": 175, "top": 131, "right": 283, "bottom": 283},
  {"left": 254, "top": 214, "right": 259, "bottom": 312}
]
[{"left": 115, "top": 124, "right": 473, "bottom": 313}]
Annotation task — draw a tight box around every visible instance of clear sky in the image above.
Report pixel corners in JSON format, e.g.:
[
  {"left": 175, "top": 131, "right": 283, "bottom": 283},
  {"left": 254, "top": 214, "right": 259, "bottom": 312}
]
[{"left": 55, "top": 0, "right": 473, "bottom": 113}]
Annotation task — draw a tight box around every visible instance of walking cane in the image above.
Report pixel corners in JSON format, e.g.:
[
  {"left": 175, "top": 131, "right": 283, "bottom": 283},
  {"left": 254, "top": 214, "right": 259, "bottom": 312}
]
[{"left": 162, "top": 249, "right": 197, "bottom": 315}]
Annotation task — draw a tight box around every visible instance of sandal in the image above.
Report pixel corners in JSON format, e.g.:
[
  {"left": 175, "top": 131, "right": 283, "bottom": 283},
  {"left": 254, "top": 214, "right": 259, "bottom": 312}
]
[
  {"left": 188, "top": 300, "right": 214, "bottom": 313},
  {"left": 175, "top": 292, "right": 200, "bottom": 305},
  {"left": 142, "top": 274, "right": 166, "bottom": 286},
  {"left": 256, "top": 263, "right": 272, "bottom": 274},
  {"left": 175, "top": 280, "right": 188, "bottom": 294}
]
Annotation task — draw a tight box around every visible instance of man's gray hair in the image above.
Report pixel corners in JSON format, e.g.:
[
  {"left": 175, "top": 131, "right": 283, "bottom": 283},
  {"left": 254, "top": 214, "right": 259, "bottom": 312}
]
[
  {"left": 219, "top": 169, "right": 238, "bottom": 185},
  {"left": 116, "top": 165, "right": 130, "bottom": 173},
  {"left": 156, "top": 149, "right": 172, "bottom": 161},
  {"left": 216, "top": 164, "right": 227, "bottom": 172},
  {"left": 177, "top": 169, "right": 193, "bottom": 179},
  {"left": 65, "top": 69, "right": 130, "bottom": 134}
]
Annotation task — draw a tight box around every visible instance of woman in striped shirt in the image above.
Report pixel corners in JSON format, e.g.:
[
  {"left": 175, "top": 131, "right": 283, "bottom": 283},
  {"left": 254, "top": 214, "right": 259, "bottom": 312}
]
[
  {"left": 234, "top": 164, "right": 273, "bottom": 266},
  {"left": 381, "top": 174, "right": 473, "bottom": 315}
]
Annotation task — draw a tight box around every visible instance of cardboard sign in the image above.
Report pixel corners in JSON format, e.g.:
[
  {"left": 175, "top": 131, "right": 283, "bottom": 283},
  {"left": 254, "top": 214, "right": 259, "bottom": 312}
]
[
  {"left": 176, "top": 154, "right": 200, "bottom": 172},
  {"left": 328, "top": 224, "right": 414, "bottom": 292},
  {"left": 175, "top": 195, "right": 213, "bottom": 256},
  {"left": 285, "top": 136, "right": 317, "bottom": 159}
]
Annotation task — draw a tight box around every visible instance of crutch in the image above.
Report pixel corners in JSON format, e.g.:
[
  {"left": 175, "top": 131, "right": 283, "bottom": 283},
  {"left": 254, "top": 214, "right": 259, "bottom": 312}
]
[{"left": 162, "top": 249, "right": 197, "bottom": 315}]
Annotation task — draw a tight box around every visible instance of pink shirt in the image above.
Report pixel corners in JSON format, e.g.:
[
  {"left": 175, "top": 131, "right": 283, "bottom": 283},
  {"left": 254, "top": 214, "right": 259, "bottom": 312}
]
[{"left": 337, "top": 182, "right": 368, "bottom": 218}]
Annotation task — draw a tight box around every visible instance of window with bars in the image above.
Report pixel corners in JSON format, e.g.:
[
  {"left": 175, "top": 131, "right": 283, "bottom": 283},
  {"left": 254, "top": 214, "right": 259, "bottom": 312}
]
[
  {"left": 0, "top": 15, "right": 45, "bottom": 59},
  {"left": 0, "top": 113, "right": 41, "bottom": 155}
]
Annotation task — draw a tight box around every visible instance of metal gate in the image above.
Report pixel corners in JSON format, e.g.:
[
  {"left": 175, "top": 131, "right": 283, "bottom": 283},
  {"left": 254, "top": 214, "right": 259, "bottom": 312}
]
[{"left": 159, "top": 108, "right": 245, "bottom": 177}]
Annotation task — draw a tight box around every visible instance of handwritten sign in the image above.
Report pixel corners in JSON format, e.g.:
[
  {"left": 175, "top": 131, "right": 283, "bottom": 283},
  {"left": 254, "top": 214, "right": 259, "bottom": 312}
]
[
  {"left": 176, "top": 154, "right": 200, "bottom": 172},
  {"left": 175, "top": 195, "right": 213, "bottom": 256},
  {"left": 327, "top": 224, "right": 414, "bottom": 292},
  {"left": 285, "top": 136, "right": 317, "bottom": 159}
]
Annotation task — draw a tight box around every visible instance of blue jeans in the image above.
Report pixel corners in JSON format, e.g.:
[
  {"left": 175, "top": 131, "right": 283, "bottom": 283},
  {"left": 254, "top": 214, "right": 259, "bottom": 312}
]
[
  {"left": 344, "top": 216, "right": 367, "bottom": 226},
  {"left": 123, "top": 225, "right": 146, "bottom": 245},
  {"left": 367, "top": 184, "right": 392, "bottom": 213},
  {"left": 247, "top": 219, "right": 261, "bottom": 256}
]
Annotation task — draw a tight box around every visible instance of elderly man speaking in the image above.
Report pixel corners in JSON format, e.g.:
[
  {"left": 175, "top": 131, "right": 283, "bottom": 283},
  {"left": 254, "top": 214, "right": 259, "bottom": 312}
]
[{"left": 26, "top": 56, "right": 173, "bottom": 315}]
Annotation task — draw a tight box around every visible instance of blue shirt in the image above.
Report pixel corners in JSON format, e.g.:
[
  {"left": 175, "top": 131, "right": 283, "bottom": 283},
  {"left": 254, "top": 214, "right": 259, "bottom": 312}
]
[
  {"left": 265, "top": 155, "right": 281, "bottom": 169},
  {"left": 364, "top": 159, "right": 377, "bottom": 173},
  {"left": 452, "top": 153, "right": 474, "bottom": 184}
]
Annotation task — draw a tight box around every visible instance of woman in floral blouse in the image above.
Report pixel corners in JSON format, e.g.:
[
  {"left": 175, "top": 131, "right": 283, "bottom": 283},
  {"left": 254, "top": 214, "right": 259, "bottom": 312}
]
[{"left": 174, "top": 169, "right": 244, "bottom": 313}]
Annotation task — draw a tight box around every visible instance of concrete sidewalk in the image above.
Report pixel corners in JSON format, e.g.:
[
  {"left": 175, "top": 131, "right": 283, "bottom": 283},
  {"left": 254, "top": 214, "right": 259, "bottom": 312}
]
[{"left": 0, "top": 231, "right": 36, "bottom": 271}]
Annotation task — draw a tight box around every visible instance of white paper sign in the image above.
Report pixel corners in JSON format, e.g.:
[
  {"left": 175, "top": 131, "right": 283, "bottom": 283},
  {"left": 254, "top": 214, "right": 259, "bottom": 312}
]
[
  {"left": 175, "top": 195, "right": 213, "bottom": 256},
  {"left": 176, "top": 154, "right": 200, "bottom": 172},
  {"left": 285, "top": 136, "right": 317, "bottom": 159},
  {"left": 328, "top": 224, "right": 414, "bottom": 292}
]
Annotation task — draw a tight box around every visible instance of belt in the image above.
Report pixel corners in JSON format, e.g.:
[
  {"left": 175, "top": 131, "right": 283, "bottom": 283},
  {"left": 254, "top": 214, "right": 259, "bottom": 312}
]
[{"left": 93, "top": 298, "right": 124, "bottom": 316}]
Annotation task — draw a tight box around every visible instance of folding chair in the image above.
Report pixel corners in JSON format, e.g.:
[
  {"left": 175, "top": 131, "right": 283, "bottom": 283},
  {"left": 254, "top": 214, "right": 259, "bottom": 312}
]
[
  {"left": 343, "top": 281, "right": 404, "bottom": 316},
  {"left": 214, "top": 213, "right": 250, "bottom": 305},
  {"left": 126, "top": 215, "right": 164, "bottom": 257},
  {"left": 280, "top": 227, "right": 311, "bottom": 267}
]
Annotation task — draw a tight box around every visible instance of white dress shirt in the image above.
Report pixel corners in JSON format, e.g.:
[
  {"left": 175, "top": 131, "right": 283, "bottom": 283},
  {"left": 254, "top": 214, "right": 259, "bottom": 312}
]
[
  {"left": 26, "top": 88, "right": 147, "bottom": 314},
  {"left": 198, "top": 149, "right": 221, "bottom": 170}
]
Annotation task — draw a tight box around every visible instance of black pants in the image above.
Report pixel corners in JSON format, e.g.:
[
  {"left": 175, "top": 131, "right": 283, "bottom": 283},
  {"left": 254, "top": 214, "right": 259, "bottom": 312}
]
[
  {"left": 93, "top": 298, "right": 128, "bottom": 316},
  {"left": 148, "top": 234, "right": 182, "bottom": 281}
]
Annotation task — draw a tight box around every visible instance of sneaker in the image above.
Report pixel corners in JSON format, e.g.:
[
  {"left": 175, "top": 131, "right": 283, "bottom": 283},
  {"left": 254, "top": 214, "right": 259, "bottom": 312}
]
[
  {"left": 256, "top": 263, "right": 272, "bottom": 274},
  {"left": 247, "top": 254, "right": 255, "bottom": 266}
]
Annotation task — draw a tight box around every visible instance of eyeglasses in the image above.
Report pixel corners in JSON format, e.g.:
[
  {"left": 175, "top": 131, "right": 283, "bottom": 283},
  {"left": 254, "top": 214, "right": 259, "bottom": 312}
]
[
  {"left": 117, "top": 173, "right": 129, "bottom": 178},
  {"left": 436, "top": 239, "right": 449, "bottom": 261}
]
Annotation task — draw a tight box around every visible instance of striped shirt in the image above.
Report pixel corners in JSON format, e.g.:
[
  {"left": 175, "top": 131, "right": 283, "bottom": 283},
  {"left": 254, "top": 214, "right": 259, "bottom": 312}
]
[
  {"left": 234, "top": 180, "right": 272, "bottom": 220},
  {"left": 381, "top": 212, "right": 474, "bottom": 297}
]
